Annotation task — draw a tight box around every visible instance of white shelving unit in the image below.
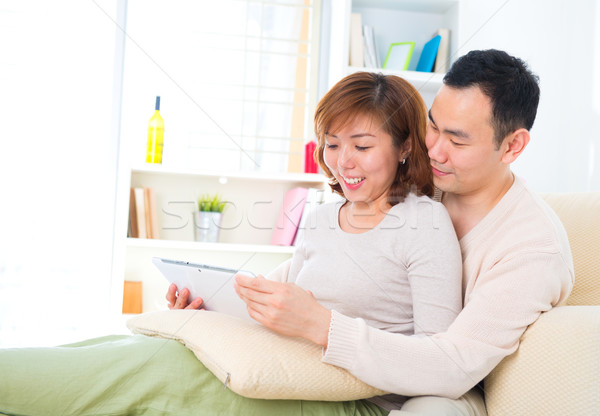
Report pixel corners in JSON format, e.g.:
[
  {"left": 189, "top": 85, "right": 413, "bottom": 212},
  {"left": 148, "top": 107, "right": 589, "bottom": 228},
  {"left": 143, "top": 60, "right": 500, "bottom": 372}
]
[
  {"left": 113, "top": 163, "right": 328, "bottom": 313},
  {"left": 327, "top": 0, "right": 461, "bottom": 107},
  {"left": 110, "top": 0, "right": 463, "bottom": 316}
]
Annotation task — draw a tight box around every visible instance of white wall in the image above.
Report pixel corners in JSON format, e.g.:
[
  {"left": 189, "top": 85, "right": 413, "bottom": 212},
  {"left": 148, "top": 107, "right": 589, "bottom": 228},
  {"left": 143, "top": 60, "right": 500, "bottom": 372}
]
[{"left": 458, "top": 0, "right": 600, "bottom": 192}]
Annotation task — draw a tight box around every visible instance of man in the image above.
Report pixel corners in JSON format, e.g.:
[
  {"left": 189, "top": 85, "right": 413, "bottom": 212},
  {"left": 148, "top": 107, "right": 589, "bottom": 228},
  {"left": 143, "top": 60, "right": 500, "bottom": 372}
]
[
  {"left": 172, "top": 50, "right": 574, "bottom": 415},
  {"left": 388, "top": 49, "right": 574, "bottom": 414}
]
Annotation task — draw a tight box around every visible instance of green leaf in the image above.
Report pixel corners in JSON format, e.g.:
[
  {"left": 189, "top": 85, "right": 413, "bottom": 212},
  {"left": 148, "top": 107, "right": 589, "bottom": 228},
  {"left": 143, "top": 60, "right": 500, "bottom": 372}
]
[{"left": 197, "top": 193, "right": 226, "bottom": 212}]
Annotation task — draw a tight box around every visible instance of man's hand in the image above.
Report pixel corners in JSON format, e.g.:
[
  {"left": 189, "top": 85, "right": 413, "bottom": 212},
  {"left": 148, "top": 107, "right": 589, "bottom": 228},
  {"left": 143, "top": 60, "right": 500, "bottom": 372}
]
[
  {"left": 234, "top": 274, "right": 331, "bottom": 347},
  {"left": 166, "top": 283, "right": 204, "bottom": 310}
]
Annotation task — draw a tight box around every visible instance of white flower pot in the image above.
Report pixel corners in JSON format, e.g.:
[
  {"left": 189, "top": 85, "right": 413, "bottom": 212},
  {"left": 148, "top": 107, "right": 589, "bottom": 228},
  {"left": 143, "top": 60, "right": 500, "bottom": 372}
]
[{"left": 193, "top": 211, "right": 222, "bottom": 243}]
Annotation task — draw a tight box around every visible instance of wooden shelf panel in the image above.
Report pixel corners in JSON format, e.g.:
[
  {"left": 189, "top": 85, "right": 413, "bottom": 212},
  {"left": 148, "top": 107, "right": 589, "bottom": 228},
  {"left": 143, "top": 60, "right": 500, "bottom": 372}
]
[
  {"left": 131, "top": 164, "right": 327, "bottom": 185},
  {"left": 352, "top": 0, "right": 458, "bottom": 14},
  {"left": 126, "top": 237, "right": 296, "bottom": 255},
  {"left": 346, "top": 66, "right": 444, "bottom": 92}
]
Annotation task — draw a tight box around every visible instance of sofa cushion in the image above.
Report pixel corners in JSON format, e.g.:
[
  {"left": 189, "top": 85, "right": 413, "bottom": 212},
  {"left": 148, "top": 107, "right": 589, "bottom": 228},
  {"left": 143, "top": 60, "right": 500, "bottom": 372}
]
[
  {"left": 485, "top": 305, "right": 600, "bottom": 415},
  {"left": 541, "top": 192, "right": 600, "bottom": 305},
  {"left": 127, "top": 309, "right": 387, "bottom": 401}
]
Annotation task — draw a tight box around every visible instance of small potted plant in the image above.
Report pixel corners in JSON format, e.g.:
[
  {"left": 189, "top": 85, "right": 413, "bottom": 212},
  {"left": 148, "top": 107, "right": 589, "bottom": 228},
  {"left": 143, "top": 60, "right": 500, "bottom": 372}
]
[{"left": 193, "top": 193, "right": 226, "bottom": 242}]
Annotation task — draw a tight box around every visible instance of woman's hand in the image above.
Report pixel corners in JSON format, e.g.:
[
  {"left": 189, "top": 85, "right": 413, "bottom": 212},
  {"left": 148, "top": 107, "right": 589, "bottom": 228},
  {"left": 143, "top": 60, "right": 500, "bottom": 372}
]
[
  {"left": 165, "top": 283, "right": 204, "bottom": 310},
  {"left": 234, "top": 274, "right": 331, "bottom": 347}
]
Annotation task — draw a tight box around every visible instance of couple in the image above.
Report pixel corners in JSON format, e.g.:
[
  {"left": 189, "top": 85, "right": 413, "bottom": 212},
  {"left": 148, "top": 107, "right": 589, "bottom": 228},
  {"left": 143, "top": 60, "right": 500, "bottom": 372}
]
[
  {"left": 168, "top": 49, "right": 574, "bottom": 415},
  {"left": 1, "top": 49, "right": 573, "bottom": 416}
]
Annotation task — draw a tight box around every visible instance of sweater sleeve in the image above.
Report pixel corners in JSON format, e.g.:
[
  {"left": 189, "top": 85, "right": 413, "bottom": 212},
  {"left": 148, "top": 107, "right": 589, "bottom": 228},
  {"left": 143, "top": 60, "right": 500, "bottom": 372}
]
[
  {"left": 322, "top": 249, "right": 573, "bottom": 398},
  {"left": 264, "top": 241, "right": 306, "bottom": 284},
  {"left": 286, "top": 240, "right": 306, "bottom": 284},
  {"left": 264, "top": 258, "right": 292, "bottom": 283}
]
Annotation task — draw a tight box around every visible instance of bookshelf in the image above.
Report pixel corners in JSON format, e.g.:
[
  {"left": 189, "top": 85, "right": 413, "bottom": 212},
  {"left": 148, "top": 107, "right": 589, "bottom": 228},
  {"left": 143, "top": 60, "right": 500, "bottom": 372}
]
[
  {"left": 327, "top": 0, "right": 461, "bottom": 107},
  {"left": 112, "top": 0, "right": 463, "bottom": 316},
  {"left": 128, "top": 165, "right": 326, "bottom": 245},
  {"left": 114, "top": 164, "right": 328, "bottom": 313}
]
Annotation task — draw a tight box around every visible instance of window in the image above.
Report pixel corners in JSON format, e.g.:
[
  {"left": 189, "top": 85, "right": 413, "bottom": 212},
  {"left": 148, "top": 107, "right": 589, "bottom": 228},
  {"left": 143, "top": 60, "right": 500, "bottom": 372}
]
[
  {"left": 0, "top": 0, "right": 321, "bottom": 347},
  {"left": 121, "top": 0, "right": 321, "bottom": 174}
]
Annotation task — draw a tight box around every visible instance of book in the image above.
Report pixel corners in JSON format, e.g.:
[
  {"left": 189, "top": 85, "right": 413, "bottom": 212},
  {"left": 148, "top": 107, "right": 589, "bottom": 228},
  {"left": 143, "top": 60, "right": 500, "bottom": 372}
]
[
  {"left": 143, "top": 188, "right": 153, "bottom": 238},
  {"left": 416, "top": 35, "right": 441, "bottom": 72},
  {"left": 133, "top": 187, "right": 147, "bottom": 238},
  {"left": 126, "top": 187, "right": 159, "bottom": 239},
  {"left": 144, "top": 187, "right": 159, "bottom": 239},
  {"left": 373, "top": 30, "right": 381, "bottom": 68},
  {"left": 304, "top": 141, "right": 318, "bottom": 173},
  {"left": 150, "top": 188, "right": 160, "bottom": 239},
  {"left": 433, "top": 28, "right": 451, "bottom": 73},
  {"left": 271, "top": 187, "right": 309, "bottom": 246},
  {"left": 349, "top": 13, "right": 364, "bottom": 67},
  {"left": 362, "top": 25, "right": 379, "bottom": 68},
  {"left": 293, "top": 187, "right": 326, "bottom": 246},
  {"left": 128, "top": 188, "right": 139, "bottom": 238}
]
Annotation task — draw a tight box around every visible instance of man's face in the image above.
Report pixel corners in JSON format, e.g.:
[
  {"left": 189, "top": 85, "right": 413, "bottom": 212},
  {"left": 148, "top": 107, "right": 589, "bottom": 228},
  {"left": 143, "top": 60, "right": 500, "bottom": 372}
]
[{"left": 425, "top": 85, "right": 506, "bottom": 197}]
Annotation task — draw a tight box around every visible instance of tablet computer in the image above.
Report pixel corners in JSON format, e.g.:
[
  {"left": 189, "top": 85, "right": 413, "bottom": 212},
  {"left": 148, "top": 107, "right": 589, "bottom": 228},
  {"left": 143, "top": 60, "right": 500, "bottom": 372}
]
[{"left": 152, "top": 257, "right": 255, "bottom": 322}]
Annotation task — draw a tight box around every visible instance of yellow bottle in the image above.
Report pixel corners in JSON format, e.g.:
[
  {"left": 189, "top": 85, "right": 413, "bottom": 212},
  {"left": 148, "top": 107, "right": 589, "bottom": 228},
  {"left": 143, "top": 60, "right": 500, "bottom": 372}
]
[{"left": 146, "top": 96, "right": 164, "bottom": 163}]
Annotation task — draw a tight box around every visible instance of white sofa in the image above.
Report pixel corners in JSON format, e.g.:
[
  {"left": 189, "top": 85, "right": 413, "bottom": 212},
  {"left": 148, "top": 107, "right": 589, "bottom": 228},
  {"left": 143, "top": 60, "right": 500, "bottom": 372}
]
[{"left": 485, "top": 192, "right": 600, "bottom": 415}]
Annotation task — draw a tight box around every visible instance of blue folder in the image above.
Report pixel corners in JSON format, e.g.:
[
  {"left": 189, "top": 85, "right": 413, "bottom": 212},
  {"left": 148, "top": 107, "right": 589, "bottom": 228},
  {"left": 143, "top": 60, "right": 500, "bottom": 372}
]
[{"left": 416, "top": 35, "right": 441, "bottom": 72}]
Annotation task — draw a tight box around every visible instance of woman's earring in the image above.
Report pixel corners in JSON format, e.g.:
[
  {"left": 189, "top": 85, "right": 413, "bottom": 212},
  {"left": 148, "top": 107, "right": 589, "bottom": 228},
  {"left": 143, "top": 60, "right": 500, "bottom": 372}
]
[{"left": 400, "top": 158, "right": 406, "bottom": 165}]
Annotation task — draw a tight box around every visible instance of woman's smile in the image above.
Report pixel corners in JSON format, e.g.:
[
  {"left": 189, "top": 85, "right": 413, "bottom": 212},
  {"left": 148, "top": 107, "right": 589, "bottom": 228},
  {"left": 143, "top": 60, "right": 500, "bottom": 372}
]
[{"left": 341, "top": 175, "right": 365, "bottom": 186}]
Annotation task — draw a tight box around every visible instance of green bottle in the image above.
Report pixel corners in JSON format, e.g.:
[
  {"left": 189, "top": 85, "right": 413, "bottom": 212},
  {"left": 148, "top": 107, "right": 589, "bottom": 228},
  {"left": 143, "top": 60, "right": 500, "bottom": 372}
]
[{"left": 146, "top": 96, "right": 164, "bottom": 163}]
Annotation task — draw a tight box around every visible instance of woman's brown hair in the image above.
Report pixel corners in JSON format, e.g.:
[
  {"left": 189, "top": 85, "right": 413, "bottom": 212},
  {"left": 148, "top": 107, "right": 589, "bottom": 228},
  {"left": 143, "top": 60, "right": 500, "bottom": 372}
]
[{"left": 313, "top": 72, "right": 433, "bottom": 204}]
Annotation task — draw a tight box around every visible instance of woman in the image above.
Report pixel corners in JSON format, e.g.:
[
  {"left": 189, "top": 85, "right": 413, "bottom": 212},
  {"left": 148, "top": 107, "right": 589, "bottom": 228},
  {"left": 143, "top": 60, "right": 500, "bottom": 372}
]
[
  {"left": 1, "top": 73, "right": 460, "bottom": 416},
  {"left": 171, "top": 72, "right": 463, "bottom": 410}
]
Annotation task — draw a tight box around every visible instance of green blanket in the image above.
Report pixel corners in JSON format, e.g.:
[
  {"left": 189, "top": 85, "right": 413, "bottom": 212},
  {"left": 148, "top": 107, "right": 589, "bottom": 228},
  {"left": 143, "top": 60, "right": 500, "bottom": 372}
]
[{"left": 0, "top": 334, "right": 388, "bottom": 416}]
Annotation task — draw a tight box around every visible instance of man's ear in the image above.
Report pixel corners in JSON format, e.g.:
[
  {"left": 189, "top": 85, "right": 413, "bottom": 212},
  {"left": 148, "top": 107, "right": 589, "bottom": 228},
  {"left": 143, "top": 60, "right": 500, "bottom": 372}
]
[{"left": 501, "top": 128, "right": 530, "bottom": 164}]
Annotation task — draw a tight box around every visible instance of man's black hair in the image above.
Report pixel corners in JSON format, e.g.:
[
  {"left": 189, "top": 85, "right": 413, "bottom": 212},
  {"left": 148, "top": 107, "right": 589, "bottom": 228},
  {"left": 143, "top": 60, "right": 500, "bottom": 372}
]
[{"left": 443, "top": 49, "right": 540, "bottom": 148}]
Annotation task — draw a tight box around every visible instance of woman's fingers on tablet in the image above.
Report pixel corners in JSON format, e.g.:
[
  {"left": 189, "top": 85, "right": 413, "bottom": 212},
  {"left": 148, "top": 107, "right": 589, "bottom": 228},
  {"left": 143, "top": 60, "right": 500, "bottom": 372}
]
[
  {"left": 235, "top": 274, "right": 272, "bottom": 294},
  {"left": 235, "top": 275, "right": 270, "bottom": 305},
  {"left": 187, "top": 297, "right": 204, "bottom": 310},
  {"left": 167, "top": 285, "right": 189, "bottom": 309},
  {"left": 175, "top": 288, "right": 191, "bottom": 309},
  {"left": 166, "top": 283, "right": 178, "bottom": 309},
  {"left": 166, "top": 283, "right": 204, "bottom": 310}
]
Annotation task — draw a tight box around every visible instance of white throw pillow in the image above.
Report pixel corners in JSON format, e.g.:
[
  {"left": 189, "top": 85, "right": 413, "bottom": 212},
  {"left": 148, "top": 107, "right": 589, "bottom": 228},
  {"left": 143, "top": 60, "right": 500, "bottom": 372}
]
[{"left": 127, "top": 310, "right": 387, "bottom": 401}]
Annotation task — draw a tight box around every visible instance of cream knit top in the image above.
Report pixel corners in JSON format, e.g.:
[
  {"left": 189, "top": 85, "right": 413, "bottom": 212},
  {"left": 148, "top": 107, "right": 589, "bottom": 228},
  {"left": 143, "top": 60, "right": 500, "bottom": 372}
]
[{"left": 288, "top": 193, "right": 463, "bottom": 336}]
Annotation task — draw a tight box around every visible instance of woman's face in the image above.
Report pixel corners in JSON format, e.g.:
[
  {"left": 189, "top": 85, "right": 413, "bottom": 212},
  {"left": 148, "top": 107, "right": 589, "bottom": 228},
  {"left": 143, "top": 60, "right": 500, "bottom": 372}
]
[{"left": 323, "top": 113, "right": 404, "bottom": 208}]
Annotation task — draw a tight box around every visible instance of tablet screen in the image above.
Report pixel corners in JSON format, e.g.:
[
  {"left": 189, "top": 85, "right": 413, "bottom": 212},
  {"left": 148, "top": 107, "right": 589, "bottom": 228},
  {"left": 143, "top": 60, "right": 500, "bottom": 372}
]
[{"left": 152, "top": 257, "right": 255, "bottom": 322}]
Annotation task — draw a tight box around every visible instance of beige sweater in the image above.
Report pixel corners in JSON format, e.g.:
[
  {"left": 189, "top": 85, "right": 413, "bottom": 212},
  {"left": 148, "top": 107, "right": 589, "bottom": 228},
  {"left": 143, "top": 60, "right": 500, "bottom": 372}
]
[
  {"left": 321, "top": 176, "right": 574, "bottom": 398},
  {"left": 288, "top": 194, "right": 462, "bottom": 336}
]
